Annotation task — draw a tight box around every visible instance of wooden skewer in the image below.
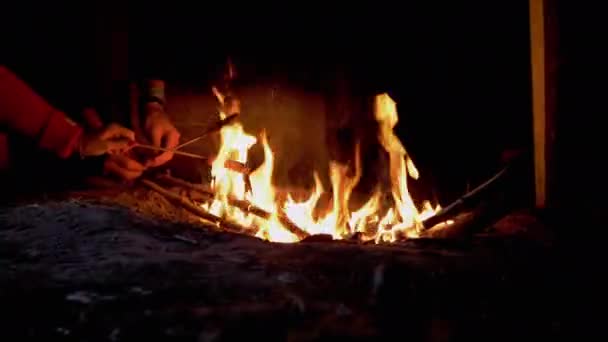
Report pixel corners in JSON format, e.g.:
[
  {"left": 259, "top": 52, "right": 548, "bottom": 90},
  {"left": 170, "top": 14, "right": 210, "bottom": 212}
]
[
  {"left": 175, "top": 113, "right": 239, "bottom": 150},
  {"left": 132, "top": 143, "right": 251, "bottom": 175},
  {"left": 421, "top": 163, "right": 512, "bottom": 230},
  {"left": 134, "top": 144, "right": 210, "bottom": 159}
]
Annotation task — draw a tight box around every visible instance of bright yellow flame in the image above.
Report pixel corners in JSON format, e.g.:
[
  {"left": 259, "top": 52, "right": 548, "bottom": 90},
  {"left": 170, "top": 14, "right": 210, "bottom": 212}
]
[
  {"left": 373, "top": 93, "right": 440, "bottom": 241},
  {"left": 282, "top": 144, "right": 364, "bottom": 239},
  {"left": 349, "top": 189, "right": 381, "bottom": 234},
  {"left": 197, "top": 86, "right": 444, "bottom": 243},
  {"left": 283, "top": 172, "right": 326, "bottom": 235},
  {"left": 250, "top": 132, "right": 298, "bottom": 243},
  {"left": 201, "top": 86, "right": 257, "bottom": 227}
]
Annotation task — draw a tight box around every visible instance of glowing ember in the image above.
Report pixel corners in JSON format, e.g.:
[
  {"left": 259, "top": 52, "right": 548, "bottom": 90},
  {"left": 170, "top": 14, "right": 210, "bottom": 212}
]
[{"left": 197, "top": 82, "right": 441, "bottom": 243}]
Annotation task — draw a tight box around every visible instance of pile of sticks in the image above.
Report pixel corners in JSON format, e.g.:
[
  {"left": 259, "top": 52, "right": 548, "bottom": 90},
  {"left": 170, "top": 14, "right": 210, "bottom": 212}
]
[
  {"left": 140, "top": 159, "right": 515, "bottom": 242},
  {"left": 135, "top": 112, "right": 312, "bottom": 239},
  {"left": 141, "top": 174, "right": 310, "bottom": 240},
  {"left": 139, "top": 172, "right": 469, "bottom": 243},
  {"left": 138, "top": 110, "right": 518, "bottom": 242}
]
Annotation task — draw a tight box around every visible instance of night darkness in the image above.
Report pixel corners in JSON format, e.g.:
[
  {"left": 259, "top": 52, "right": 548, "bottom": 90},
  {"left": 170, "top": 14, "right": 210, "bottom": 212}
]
[
  {"left": 2, "top": 1, "right": 534, "bottom": 203},
  {"left": 2, "top": 0, "right": 606, "bottom": 213},
  {"left": 1, "top": 1, "right": 607, "bottom": 339}
]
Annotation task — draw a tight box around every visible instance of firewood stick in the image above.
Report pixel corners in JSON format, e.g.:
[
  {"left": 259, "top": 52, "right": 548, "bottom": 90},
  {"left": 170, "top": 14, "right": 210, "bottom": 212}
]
[
  {"left": 174, "top": 113, "right": 239, "bottom": 150},
  {"left": 133, "top": 144, "right": 208, "bottom": 158},
  {"left": 158, "top": 174, "right": 269, "bottom": 218},
  {"left": 156, "top": 174, "right": 214, "bottom": 196},
  {"left": 132, "top": 144, "right": 250, "bottom": 175},
  {"left": 422, "top": 164, "right": 511, "bottom": 230},
  {"left": 223, "top": 160, "right": 251, "bottom": 175},
  {"left": 140, "top": 179, "right": 255, "bottom": 235},
  {"left": 156, "top": 174, "right": 310, "bottom": 240}
]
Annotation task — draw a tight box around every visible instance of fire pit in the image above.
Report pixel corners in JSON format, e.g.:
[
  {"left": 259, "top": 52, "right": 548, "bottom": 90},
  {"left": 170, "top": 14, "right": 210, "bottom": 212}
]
[
  {"left": 0, "top": 64, "right": 559, "bottom": 340},
  {"left": 3, "top": 0, "right": 603, "bottom": 337},
  {"left": 106, "top": 68, "right": 482, "bottom": 246},
  {"left": 0, "top": 196, "right": 557, "bottom": 340}
]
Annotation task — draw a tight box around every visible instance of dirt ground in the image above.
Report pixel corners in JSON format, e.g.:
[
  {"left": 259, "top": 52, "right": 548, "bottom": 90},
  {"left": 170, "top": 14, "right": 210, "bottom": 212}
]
[{"left": 0, "top": 186, "right": 585, "bottom": 341}]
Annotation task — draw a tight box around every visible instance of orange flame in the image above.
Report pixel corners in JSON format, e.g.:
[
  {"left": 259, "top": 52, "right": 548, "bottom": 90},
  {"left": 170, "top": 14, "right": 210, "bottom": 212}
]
[{"left": 198, "top": 85, "right": 441, "bottom": 243}]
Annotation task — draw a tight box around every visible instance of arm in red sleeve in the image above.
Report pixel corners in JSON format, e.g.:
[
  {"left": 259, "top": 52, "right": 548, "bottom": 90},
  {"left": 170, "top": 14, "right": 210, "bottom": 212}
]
[{"left": 0, "top": 65, "right": 83, "bottom": 159}]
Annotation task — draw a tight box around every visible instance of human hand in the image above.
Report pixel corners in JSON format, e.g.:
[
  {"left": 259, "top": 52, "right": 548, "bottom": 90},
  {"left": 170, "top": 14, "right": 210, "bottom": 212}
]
[
  {"left": 80, "top": 108, "right": 149, "bottom": 182},
  {"left": 103, "top": 154, "right": 146, "bottom": 181},
  {"left": 79, "top": 123, "right": 135, "bottom": 157},
  {"left": 144, "top": 102, "right": 180, "bottom": 167}
]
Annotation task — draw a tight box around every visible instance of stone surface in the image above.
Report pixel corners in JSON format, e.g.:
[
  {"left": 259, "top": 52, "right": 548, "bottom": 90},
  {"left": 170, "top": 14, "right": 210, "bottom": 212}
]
[{"left": 0, "top": 196, "right": 575, "bottom": 341}]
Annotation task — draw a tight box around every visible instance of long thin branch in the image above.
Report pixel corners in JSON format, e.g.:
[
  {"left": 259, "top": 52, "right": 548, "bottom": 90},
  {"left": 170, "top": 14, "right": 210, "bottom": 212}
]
[
  {"left": 155, "top": 174, "right": 310, "bottom": 240},
  {"left": 132, "top": 145, "right": 250, "bottom": 175},
  {"left": 422, "top": 164, "right": 511, "bottom": 230},
  {"left": 175, "top": 113, "right": 239, "bottom": 150},
  {"left": 141, "top": 179, "right": 255, "bottom": 235}
]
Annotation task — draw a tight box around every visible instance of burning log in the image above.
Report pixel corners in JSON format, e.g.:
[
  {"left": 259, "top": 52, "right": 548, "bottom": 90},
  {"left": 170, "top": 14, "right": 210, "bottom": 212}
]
[
  {"left": 140, "top": 179, "right": 256, "bottom": 236},
  {"left": 222, "top": 159, "right": 251, "bottom": 175},
  {"left": 155, "top": 174, "right": 310, "bottom": 240}
]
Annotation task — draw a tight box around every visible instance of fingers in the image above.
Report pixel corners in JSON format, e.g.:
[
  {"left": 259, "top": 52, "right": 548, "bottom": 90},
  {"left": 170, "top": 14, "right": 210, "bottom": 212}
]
[
  {"left": 147, "top": 129, "right": 180, "bottom": 167},
  {"left": 105, "top": 140, "right": 133, "bottom": 155},
  {"left": 165, "top": 129, "right": 180, "bottom": 149},
  {"left": 80, "top": 123, "right": 137, "bottom": 157},
  {"left": 101, "top": 123, "right": 136, "bottom": 141},
  {"left": 103, "top": 155, "right": 146, "bottom": 181},
  {"left": 145, "top": 125, "right": 166, "bottom": 167},
  {"left": 143, "top": 109, "right": 181, "bottom": 167},
  {"left": 146, "top": 151, "right": 172, "bottom": 168},
  {"left": 114, "top": 154, "right": 146, "bottom": 171},
  {"left": 79, "top": 138, "right": 108, "bottom": 157},
  {"left": 150, "top": 124, "right": 164, "bottom": 148}
]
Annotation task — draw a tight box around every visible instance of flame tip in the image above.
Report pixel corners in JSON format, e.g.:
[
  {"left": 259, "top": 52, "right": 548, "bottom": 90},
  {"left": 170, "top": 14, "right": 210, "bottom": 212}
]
[{"left": 199, "top": 82, "right": 440, "bottom": 243}]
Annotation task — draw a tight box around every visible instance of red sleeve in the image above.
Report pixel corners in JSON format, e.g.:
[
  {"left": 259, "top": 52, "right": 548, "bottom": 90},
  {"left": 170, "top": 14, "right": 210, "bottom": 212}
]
[{"left": 0, "top": 65, "right": 82, "bottom": 159}]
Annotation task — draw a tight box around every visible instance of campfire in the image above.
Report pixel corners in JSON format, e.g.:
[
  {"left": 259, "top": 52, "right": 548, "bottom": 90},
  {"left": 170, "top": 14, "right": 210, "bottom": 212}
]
[
  {"left": 141, "top": 64, "right": 456, "bottom": 244},
  {"left": 145, "top": 75, "right": 450, "bottom": 243},
  {"left": 206, "top": 93, "right": 443, "bottom": 243}
]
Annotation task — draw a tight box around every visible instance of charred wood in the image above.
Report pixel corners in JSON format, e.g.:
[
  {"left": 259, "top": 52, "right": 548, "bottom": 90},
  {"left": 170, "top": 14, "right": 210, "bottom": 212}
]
[{"left": 153, "top": 174, "right": 310, "bottom": 240}]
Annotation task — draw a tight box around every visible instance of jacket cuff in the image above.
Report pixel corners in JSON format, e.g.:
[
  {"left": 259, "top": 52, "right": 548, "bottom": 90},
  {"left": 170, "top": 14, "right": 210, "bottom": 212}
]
[{"left": 39, "top": 111, "right": 83, "bottom": 159}]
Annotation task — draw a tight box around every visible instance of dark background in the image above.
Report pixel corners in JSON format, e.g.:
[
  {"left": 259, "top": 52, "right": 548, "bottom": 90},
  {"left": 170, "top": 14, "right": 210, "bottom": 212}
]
[
  {"left": 1, "top": 1, "right": 602, "bottom": 215},
  {"left": 552, "top": 0, "right": 605, "bottom": 221}
]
